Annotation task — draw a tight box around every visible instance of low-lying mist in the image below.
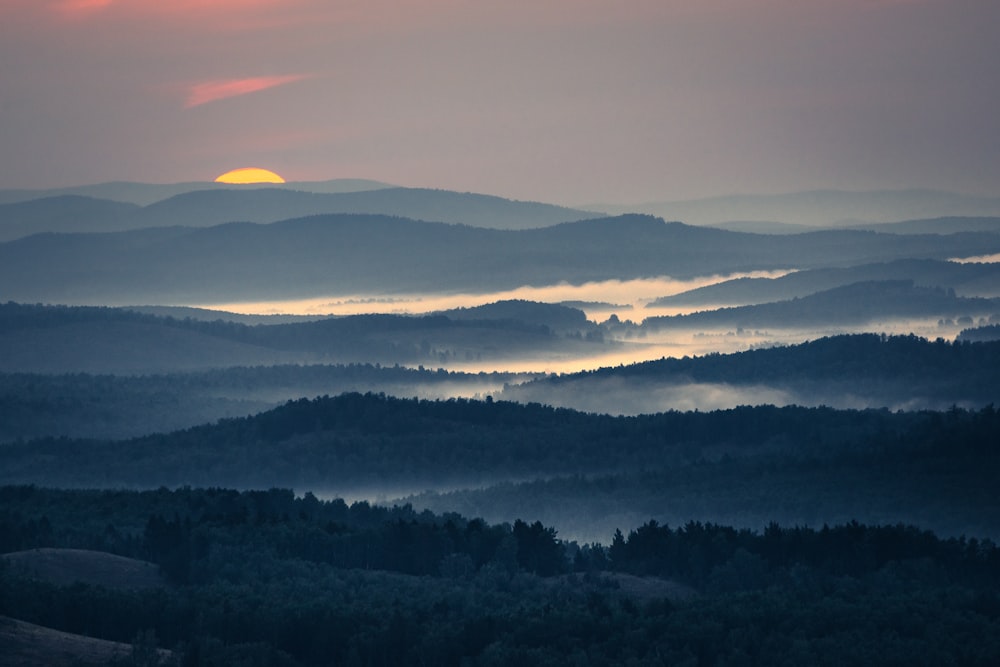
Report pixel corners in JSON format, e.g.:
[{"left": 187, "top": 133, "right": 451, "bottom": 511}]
[
  {"left": 196, "top": 271, "right": 791, "bottom": 320},
  {"left": 949, "top": 252, "right": 1000, "bottom": 264},
  {"left": 499, "top": 375, "right": 981, "bottom": 417},
  {"left": 439, "top": 316, "right": 976, "bottom": 375}
]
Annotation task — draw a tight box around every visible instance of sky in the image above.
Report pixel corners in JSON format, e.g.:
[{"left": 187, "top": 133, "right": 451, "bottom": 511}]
[{"left": 1, "top": 0, "right": 999, "bottom": 205}]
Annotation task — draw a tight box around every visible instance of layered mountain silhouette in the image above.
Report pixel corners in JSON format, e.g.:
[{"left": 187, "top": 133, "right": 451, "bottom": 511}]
[
  {"left": 0, "top": 186, "right": 601, "bottom": 241},
  {"left": 711, "top": 216, "right": 1000, "bottom": 235},
  {"left": 650, "top": 259, "right": 1000, "bottom": 308},
  {"left": 0, "top": 301, "right": 602, "bottom": 373},
  {"left": 847, "top": 216, "right": 1000, "bottom": 235},
  {"left": 0, "top": 178, "right": 393, "bottom": 206},
  {"left": 3, "top": 214, "right": 999, "bottom": 304},
  {"left": 0, "top": 195, "right": 139, "bottom": 241},
  {"left": 643, "top": 280, "right": 999, "bottom": 331},
  {"left": 590, "top": 189, "right": 1000, "bottom": 227}
]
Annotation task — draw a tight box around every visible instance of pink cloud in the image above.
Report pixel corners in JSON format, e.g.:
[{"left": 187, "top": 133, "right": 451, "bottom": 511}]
[{"left": 184, "top": 74, "right": 310, "bottom": 108}]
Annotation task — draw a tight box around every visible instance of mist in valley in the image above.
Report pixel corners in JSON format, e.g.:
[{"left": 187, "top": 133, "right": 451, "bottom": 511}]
[
  {"left": 5, "top": 0, "right": 1000, "bottom": 662},
  {"left": 195, "top": 271, "right": 792, "bottom": 320}
]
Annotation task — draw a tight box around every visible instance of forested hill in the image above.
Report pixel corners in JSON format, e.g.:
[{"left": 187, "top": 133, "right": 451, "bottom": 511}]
[
  {"left": 436, "top": 299, "right": 589, "bottom": 331},
  {"left": 593, "top": 188, "right": 1000, "bottom": 226},
  {"left": 0, "top": 186, "right": 599, "bottom": 241},
  {"left": 133, "top": 187, "right": 601, "bottom": 231},
  {"left": 3, "top": 213, "right": 999, "bottom": 303},
  {"left": 548, "top": 334, "right": 1000, "bottom": 387},
  {"left": 1, "top": 333, "right": 994, "bottom": 443},
  {"left": 643, "top": 280, "right": 999, "bottom": 330},
  {"left": 1, "top": 392, "right": 997, "bottom": 504},
  {"left": 960, "top": 324, "right": 1000, "bottom": 343},
  {"left": 3, "top": 485, "right": 1000, "bottom": 666},
  {"left": 501, "top": 333, "right": 1000, "bottom": 414},
  {"left": 0, "top": 195, "right": 139, "bottom": 241},
  {"left": 0, "top": 178, "right": 392, "bottom": 207},
  {"left": 648, "top": 258, "right": 1000, "bottom": 307},
  {"left": 0, "top": 363, "right": 531, "bottom": 443},
  {"left": 0, "top": 301, "right": 602, "bottom": 373},
  {"left": 853, "top": 215, "right": 1000, "bottom": 234}
]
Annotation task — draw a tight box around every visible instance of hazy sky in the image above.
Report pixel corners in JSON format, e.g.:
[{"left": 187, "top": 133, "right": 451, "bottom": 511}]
[{"left": 2, "top": 0, "right": 998, "bottom": 204}]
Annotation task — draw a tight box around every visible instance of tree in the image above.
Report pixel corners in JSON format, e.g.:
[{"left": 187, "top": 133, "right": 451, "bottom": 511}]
[{"left": 512, "top": 519, "right": 566, "bottom": 576}]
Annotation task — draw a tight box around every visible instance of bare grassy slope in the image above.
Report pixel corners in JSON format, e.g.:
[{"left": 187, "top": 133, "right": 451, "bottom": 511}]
[
  {"left": 0, "top": 615, "right": 132, "bottom": 667},
  {"left": 2, "top": 548, "right": 165, "bottom": 590}
]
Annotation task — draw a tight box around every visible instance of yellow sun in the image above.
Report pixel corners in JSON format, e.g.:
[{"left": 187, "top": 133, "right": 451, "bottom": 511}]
[{"left": 214, "top": 167, "right": 286, "bottom": 184}]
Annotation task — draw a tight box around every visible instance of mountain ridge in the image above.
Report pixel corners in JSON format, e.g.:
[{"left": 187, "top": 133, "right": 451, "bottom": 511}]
[
  {"left": 589, "top": 188, "right": 1000, "bottom": 227},
  {"left": 0, "top": 185, "right": 603, "bottom": 241},
  {"left": 4, "top": 213, "right": 998, "bottom": 304}
]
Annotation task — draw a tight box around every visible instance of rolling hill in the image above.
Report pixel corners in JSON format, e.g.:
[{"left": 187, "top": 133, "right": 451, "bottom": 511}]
[
  {"left": 1, "top": 549, "right": 164, "bottom": 590},
  {"left": 0, "top": 301, "right": 605, "bottom": 374},
  {"left": 849, "top": 216, "right": 1000, "bottom": 235},
  {"left": 0, "top": 616, "right": 138, "bottom": 667},
  {"left": 0, "top": 196, "right": 139, "bottom": 242},
  {"left": 1, "top": 392, "right": 997, "bottom": 542},
  {"left": 0, "top": 186, "right": 602, "bottom": 241},
  {"left": 500, "top": 333, "right": 1000, "bottom": 414},
  {"left": 649, "top": 259, "right": 1000, "bottom": 308},
  {"left": 643, "top": 280, "right": 999, "bottom": 331},
  {"left": 2, "top": 333, "right": 991, "bottom": 443},
  {"left": 590, "top": 188, "right": 1000, "bottom": 227},
  {"left": 3, "top": 214, "right": 999, "bottom": 304},
  {"left": 0, "top": 177, "right": 393, "bottom": 206}
]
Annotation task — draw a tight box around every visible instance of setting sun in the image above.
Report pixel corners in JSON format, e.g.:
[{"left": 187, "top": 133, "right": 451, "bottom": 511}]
[{"left": 214, "top": 167, "right": 286, "bottom": 184}]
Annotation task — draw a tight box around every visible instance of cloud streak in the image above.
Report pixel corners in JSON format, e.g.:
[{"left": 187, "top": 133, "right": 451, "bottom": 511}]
[
  {"left": 184, "top": 74, "right": 310, "bottom": 108},
  {"left": 3, "top": 0, "right": 998, "bottom": 200}
]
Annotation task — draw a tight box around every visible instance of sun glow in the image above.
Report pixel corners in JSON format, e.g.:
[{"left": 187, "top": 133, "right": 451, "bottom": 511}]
[{"left": 214, "top": 167, "right": 286, "bottom": 184}]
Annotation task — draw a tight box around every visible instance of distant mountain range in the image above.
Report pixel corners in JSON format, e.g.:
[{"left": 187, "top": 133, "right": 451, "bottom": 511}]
[
  {"left": 0, "top": 301, "right": 602, "bottom": 374},
  {"left": 0, "top": 195, "right": 140, "bottom": 241},
  {"left": 650, "top": 259, "right": 1000, "bottom": 307},
  {"left": 847, "top": 216, "right": 1000, "bottom": 235},
  {"left": 644, "top": 280, "right": 999, "bottom": 331},
  {"left": 590, "top": 189, "right": 1000, "bottom": 227},
  {"left": 711, "top": 216, "right": 1000, "bottom": 235},
  {"left": 2, "top": 329, "right": 995, "bottom": 443},
  {"left": 501, "top": 332, "right": 1000, "bottom": 414},
  {"left": 0, "top": 187, "right": 601, "bottom": 241},
  {"left": 0, "top": 178, "right": 394, "bottom": 206},
  {"left": 7, "top": 182, "right": 1000, "bottom": 236},
  {"left": 3, "top": 214, "right": 999, "bottom": 304}
]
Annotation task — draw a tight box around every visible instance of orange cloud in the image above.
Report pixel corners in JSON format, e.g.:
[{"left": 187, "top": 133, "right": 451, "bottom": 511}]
[{"left": 184, "top": 74, "right": 310, "bottom": 108}]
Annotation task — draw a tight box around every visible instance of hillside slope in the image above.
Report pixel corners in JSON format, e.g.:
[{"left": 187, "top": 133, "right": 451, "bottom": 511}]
[{"left": 3, "top": 214, "right": 998, "bottom": 304}]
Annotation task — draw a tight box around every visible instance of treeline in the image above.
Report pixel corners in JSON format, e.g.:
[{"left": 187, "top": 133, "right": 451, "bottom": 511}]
[
  {"left": 2, "top": 391, "right": 997, "bottom": 489},
  {"left": 0, "top": 301, "right": 606, "bottom": 374},
  {"left": 2, "top": 486, "right": 1000, "bottom": 665},
  {"left": 647, "top": 258, "right": 1000, "bottom": 308},
  {"left": 552, "top": 333, "right": 1000, "bottom": 387},
  {"left": 2, "top": 394, "right": 999, "bottom": 541},
  {"left": 5, "top": 392, "right": 993, "bottom": 489},
  {"left": 0, "top": 486, "right": 562, "bottom": 582},
  {"left": 3, "top": 486, "right": 998, "bottom": 589},
  {"left": 642, "top": 280, "right": 999, "bottom": 330},
  {"left": 605, "top": 519, "right": 1000, "bottom": 589},
  {"left": 0, "top": 301, "right": 575, "bottom": 349},
  {"left": 5, "top": 209, "right": 1000, "bottom": 304},
  {"left": 0, "top": 363, "right": 524, "bottom": 442},
  {"left": 2, "top": 333, "right": 997, "bottom": 443},
  {"left": 500, "top": 334, "right": 1000, "bottom": 414},
  {"left": 960, "top": 323, "right": 1000, "bottom": 343},
  {"left": 407, "top": 405, "right": 1000, "bottom": 542}
]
